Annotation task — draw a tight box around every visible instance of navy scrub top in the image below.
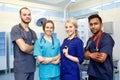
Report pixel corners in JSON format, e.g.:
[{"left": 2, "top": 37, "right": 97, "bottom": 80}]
[
  {"left": 85, "top": 32, "right": 115, "bottom": 80},
  {"left": 60, "top": 37, "right": 84, "bottom": 80},
  {"left": 11, "top": 24, "right": 37, "bottom": 73}
]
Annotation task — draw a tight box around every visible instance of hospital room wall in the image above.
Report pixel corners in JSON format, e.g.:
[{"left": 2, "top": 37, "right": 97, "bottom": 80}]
[
  {"left": 0, "top": 0, "right": 63, "bottom": 11},
  {"left": 70, "top": 0, "right": 112, "bottom": 12},
  {"left": 0, "top": 2, "right": 66, "bottom": 43},
  {"left": 99, "top": 8, "right": 120, "bottom": 60}
]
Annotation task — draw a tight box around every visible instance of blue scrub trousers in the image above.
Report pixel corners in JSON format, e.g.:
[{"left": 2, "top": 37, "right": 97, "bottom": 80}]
[{"left": 60, "top": 74, "right": 80, "bottom": 80}]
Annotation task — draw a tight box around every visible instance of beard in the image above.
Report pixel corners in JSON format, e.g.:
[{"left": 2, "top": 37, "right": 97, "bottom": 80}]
[
  {"left": 21, "top": 18, "right": 31, "bottom": 24},
  {"left": 91, "top": 29, "right": 100, "bottom": 35}
]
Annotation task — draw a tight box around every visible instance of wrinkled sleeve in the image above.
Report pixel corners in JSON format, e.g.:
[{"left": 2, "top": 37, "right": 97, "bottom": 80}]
[
  {"left": 57, "top": 39, "right": 60, "bottom": 54},
  {"left": 11, "top": 26, "right": 22, "bottom": 42},
  {"left": 100, "top": 34, "right": 114, "bottom": 56},
  {"left": 76, "top": 39, "right": 84, "bottom": 64},
  {"left": 33, "top": 39, "right": 42, "bottom": 57}
]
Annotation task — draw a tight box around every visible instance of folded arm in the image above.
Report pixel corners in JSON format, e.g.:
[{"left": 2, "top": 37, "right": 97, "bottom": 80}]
[
  {"left": 63, "top": 48, "right": 79, "bottom": 63},
  {"left": 51, "top": 54, "right": 60, "bottom": 64},
  {"left": 84, "top": 50, "right": 107, "bottom": 63},
  {"left": 37, "top": 54, "right": 60, "bottom": 64},
  {"left": 16, "top": 38, "right": 34, "bottom": 54}
]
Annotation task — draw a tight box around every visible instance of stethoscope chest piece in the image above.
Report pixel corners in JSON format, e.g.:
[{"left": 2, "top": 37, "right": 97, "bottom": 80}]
[
  {"left": 52, "top": 45, "right": 55, "bottom": 49},
  {"left": 31, "top": 40, "right": 34, "bottom": 45}
]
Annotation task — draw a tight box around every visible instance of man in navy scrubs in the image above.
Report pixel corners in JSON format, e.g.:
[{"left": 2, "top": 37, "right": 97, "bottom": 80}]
[
  {"left": 84, "top": 14, "right": 115, "bottom": 80},
  {"left": 11, "top": 7, "right": 37, "bottom": 80}
]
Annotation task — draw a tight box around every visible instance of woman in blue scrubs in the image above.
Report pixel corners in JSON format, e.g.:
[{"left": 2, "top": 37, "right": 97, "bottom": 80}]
[
  {"left": 60, "top": 19, "right": 84, "bottom": 80},
  {"left": 34, "top": 20, "right": 60, "bottom": 80}
]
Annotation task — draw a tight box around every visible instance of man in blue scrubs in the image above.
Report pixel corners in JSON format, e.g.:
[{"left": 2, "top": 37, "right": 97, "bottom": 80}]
[
  {"left": 84, "top": 14, "right": 115, "bottom": 80},
  {"left": 11, "top": 7, "right": 37, "bottom": 80}
]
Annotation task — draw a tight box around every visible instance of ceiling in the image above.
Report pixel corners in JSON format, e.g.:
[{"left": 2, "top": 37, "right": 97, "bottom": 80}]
[{"left": 21, "top": 0, "right": 88, "bottom": 8}]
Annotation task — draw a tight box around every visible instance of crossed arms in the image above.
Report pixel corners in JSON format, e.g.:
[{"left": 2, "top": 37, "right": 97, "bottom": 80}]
[
  {"left": 84, "top": 50, "right": 108, "bottom": 63},
  {"left": 36, "top": 54, "right": 60, "bottom": 64}
]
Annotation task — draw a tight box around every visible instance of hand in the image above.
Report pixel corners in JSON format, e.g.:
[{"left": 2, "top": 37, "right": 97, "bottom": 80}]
[
  {"left": 51, "top": 54, "right": 60, "bottom": 64},
  {"left": 41, "top": 58, "right": 52, "bottom": 64},
  {"left": 51, "top": 59, "right": 60, "bottom": 64},
  {"left": 29, "top": 50, "right": 33, "bottom": 54},
  {"left": 62, "top": 46, "right": 68, "bottom": 57},
  {"left": 90, "top": 52, "right": 102, "bottom": 61}
]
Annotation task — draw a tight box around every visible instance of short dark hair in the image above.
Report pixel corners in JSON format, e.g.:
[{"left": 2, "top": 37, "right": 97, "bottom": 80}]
[
  {"left": 88, "top": 14, "right": 102, "bottom": 23},
  {"left": 19, "top": 7, "right": 30, "bottom": 15}
]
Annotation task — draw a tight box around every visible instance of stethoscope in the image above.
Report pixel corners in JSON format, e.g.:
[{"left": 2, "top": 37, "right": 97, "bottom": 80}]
[
  {"left": 19, "top": 24, "right": 35, "bottom": 45},
  {"left": 40, "top": 34, "right": 55, "bottom": 49},
  {"left": 92, "top": 31, "right": 103, "bottom": 52},
  {"left": 86, "top": 31, "right": 103, "bottom": 52}
]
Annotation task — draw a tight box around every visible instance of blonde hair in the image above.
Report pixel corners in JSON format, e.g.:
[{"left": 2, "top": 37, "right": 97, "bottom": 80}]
[{"left": 65, "top": 19, "right": 78, "bottom": 36}]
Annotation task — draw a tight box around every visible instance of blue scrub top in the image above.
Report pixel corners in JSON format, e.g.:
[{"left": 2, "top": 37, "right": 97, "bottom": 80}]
[
  {"left": 34, "top": 36, "right": 60, "bottom": 78},
  {"left": 85, "top": 32, "right": 115, "bottom": 80},
  {"left": 60, "top": 37, "right": 84, "bottom": 80}
]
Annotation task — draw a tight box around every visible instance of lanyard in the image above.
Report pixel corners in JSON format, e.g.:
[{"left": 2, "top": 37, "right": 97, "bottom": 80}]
[{"left": 91, "top": 31, "right": 103, "bottom": 51}]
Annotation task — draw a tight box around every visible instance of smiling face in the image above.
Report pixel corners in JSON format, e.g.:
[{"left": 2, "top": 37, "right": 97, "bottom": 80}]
[
  {"left": 42, "top": 20, "right": 55, "bottom": 36},
  {"left": 44, "top": 22, "right": 54, "bottom": 36},
  {"left": 20, "top": 8, "right": 31, "bottom": 24},
  {"left": 65, "top": 22, "right": 76, "bottom": 38},
  {"left": 65, "top": 19, "right": 78, "bottom": 38}
]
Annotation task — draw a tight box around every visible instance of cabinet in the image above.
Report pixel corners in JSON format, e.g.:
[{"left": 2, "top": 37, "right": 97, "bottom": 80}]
[{"left": 0, "top": 32, "right": 7, "bottom": 71}]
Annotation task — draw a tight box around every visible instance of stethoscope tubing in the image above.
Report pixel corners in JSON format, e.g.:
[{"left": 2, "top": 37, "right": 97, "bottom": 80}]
[{"left": 40, "top": 35, "right": 54, "bottom": 49}]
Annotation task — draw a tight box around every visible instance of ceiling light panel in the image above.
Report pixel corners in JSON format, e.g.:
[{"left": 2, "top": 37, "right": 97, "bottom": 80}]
[{"left": 36, "top": 0, "right": 66, "bottom": 4}]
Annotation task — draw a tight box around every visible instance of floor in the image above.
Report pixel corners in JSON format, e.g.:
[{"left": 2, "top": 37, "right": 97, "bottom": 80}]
[
  {"left": 0, "top": 68, "right": 119, "bottom": 80},
  {"left": 0, "top": 68, "right": 39, "bottom": 80}
]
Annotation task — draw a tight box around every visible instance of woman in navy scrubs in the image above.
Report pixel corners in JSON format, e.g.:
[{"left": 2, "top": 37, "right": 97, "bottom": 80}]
[{"left": 60, "top": 19, "right": 84, "bottom": 80}]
